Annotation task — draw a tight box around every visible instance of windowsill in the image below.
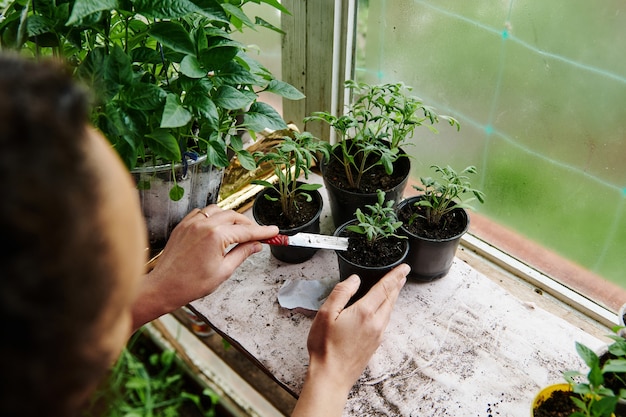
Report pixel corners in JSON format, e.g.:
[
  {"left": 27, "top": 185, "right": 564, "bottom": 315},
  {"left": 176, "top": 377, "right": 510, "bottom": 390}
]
[{"left": 467, "top": 211, "right": 626, "bottom": 315}]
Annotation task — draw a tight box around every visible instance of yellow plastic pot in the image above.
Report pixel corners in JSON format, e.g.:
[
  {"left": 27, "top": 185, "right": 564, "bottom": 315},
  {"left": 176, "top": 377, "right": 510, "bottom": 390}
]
[
  {"left": 531, "top": 383, "right": 571, "bottom": 417},
  {"left": 531, "top": 383, "right": 617, "bottom": 417}
]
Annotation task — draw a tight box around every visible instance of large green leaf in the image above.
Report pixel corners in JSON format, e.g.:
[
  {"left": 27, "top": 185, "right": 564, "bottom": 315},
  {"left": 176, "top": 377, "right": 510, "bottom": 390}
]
[
  {"left": 234, "top": 149, "right": 256, "bottom": 170},
  {"left": 258, "top": 0, "right": 291, "bottom": 15},
  {"left": 125, "top": 83, "right": 167, "bottom": 110},
  {"left": 185, "top": 92, "right": 219, "bottom": 129},
  {"left": 217, "top": 61, "right": 259, "bottom": 86},
  {"left": 201, "top": 26, "right": 232, "bottom": 40},
  {"left": 130, "top": 46, "right": 162, "bottom": 64},
  {"left": 188, "top": 0, "right": 229, "bottom": 22},
  {"left": 77, "top": 48, "right": 108, "bottom": 97},
  {"left": 206, "top": 139, "right": 230, "bottom": 168},
  {"left": 149, "top": 21, "right": 195, "bottom": 55},
  {"left": 265, "top": 79, "right": 305, "bottom": 100},
  {"left": 134, "top": 0, "right": 225, "bottom": 22},
  {"left": 199, "top": 46, "right": 239, "bottom": 71},
  {"left": 161, "top": 94, "right": 192, "bottom": 128},
  {"left": 180, "top": 55, "right": 206, "bottom": 78},
  {"left": 133, "top": 0, "right": 201, "bottom": 19},
  {"left": 25, "top": 15, "right": 54, "bottom": 37},
  {"left": 145, "top": 129, "right": 182, "bottom": 162},
  {"left": 243, "top": 102, "right": 287, "bottom": 132},
  {"left": 213, "top": 85, "right": 252, "bottom": 110},
  {"left": 234, "top": 53, "right": 271, "bottom": 81},
  {"left": 67, "top": 0, "right": 118, "bottom": 26},
  {"left": 221, "top": 3, "right": 254, "bottom": 29},
  {"left": 105, "top": 44, "right": 133, "bottom": 86}
]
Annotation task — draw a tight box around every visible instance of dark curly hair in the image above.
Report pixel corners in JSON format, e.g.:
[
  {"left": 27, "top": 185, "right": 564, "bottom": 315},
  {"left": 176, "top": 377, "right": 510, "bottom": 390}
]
[{"left": 0, "top": 54, "right": 117, "bottom": 417}]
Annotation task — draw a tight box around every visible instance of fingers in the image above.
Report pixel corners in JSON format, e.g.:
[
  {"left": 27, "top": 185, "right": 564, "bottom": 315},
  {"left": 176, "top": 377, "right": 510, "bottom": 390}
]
[
  {"left": 190, "top": 205, "right": 252, "bottom": 224},
  {"left": 362, "top": 264, "right": 410, "bottom": 314},
  {"left": 189, "top": 205, "right": 279, "bottom": 243},
  {"left": 320, "top": 275, "right": 361, "bottom": 317},
  {"left": 222, "top": 241, "right": 264, "bottom": 273}
]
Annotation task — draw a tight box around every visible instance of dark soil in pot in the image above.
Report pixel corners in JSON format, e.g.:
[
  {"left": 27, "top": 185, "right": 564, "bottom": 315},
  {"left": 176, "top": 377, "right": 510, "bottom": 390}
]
[
  {"left": 322, "top": 145, "right": 410, "bottom": 228},
  {"left": 323, "top": 152, "right": 409, "bottom": 194},
  {"left": 253, "top": 187, "right": 323, "bottom": 263},
  {"left": 599, "top": 349, "right": 626, "bottom": 414},
  {"left": 532, "top": 389, "right": 581, "bottom": 417},
  {"left": 396, "top": 202, "right": 467, "bottom": 240},
  {"left": 339, "top": 229, "right": 407, "bottom": 267},
  {"left": 334, "top": 220, "right": 409, "bottom": 304}
]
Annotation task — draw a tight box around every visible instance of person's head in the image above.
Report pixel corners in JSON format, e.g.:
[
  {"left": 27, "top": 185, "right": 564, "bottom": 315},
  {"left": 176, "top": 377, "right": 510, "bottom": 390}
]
[{"left": 0, "top": 54, "right": 147, "bottom": 417}]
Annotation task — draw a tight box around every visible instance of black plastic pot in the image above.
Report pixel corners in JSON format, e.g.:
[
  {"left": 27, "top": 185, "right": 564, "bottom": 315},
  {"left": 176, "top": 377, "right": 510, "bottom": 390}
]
[
  {"left": 396, "top": 196, "right": 469, "bottom": 282},
  {"left": 252, "top": 187, "right": 323, "bottom": 264},
  {"left": 334, "top": 220, "right": 409, "bottom": 304},
  {"left": 322, "top": 143, "right": 411, "bottom": 228}
]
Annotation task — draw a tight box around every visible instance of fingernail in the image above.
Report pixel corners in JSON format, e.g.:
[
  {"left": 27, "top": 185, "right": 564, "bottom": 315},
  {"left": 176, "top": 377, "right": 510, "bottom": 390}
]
[
  {"left": 252, "top": 242, "right": 262, "bottom": 253},
  {"left": 399, "top": 264, "right": 411, "bottom": 276}
]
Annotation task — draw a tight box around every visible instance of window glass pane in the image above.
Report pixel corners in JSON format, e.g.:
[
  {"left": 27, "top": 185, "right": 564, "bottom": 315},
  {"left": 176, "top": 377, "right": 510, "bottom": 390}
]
[
  {"left": 356, "top": 0, "right": 626, "bottom": 307},
  {"left": 231, "top": 3, "right": 283, "bottom": 113}
]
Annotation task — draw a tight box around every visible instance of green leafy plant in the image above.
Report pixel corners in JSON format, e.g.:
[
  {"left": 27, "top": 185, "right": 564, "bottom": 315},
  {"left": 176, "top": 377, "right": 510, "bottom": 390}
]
[
  {"left": 411, "top": 165, "right": 485, "bottom": 228},
  {"left": 347, "top": 189, "right": 405, "bottom": 246},
  {"left": 83, "top": 332, "right": 219, "bottom": 417},
  {"left": 305, "top": 80, "right": 460, "bottom": 190},
  {"left": 563, "top": 327, "right": 626, "bottom": 417},
  {"left": 0, "top": 0, "right": 302, "bottom": 197},
  {"left": 251, "top": 131, "right": 330, "bottom": 222}
]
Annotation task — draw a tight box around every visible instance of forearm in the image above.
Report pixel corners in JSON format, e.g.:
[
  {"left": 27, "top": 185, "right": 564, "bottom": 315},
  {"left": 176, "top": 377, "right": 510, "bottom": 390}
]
[
  {"left": 131, "top": 272, "right": 178, "bottom": 331},
  {"left": 291, "top": 363, "right": 353, "bottom": 417}
]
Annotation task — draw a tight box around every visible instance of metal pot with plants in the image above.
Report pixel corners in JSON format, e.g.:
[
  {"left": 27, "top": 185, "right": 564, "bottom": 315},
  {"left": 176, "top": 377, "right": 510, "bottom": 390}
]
[
  {"left": 305, "top": 80, "right": 459, "bottom": 228},
  {"left": 396, "top": 165, "right": 485, "bottom": 281},
  {"left": 532, "top": 326, "right": 626, "bottom": 417},
  {"left": 251, "top": 131, "right": 331, "bottom": 263},
  {"left": 334, "top": 190, "right": 409, "bottom": 304},
  {"left": 0, "top": 0, "right": 302, "bottom": 253}
]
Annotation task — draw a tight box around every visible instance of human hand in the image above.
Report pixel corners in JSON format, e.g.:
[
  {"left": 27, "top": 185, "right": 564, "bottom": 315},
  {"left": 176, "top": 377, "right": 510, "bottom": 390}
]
[
  {"left": 133, "top": 205, "right": 278, "bottom": 328},
  {"left": 292, "top": 264, "right": 409, "bottom": 417}
]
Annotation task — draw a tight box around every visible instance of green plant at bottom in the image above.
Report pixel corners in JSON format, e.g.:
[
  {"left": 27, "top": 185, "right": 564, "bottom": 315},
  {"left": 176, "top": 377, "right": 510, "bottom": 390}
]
[
  {"left": 83, "top": 331, "right": 219, "bottom": 417},
  {"left": 563, "top": 327, "right": 626, "bottom": 417},
  {"left": 346, "top": 190, "right": 405, "bottom": 247}
]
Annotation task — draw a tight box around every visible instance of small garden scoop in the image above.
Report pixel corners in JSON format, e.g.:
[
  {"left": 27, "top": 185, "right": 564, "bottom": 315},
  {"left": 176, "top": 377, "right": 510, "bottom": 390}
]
[{"left": 261, "top": 233, "right": 349, "bottom": 251}]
